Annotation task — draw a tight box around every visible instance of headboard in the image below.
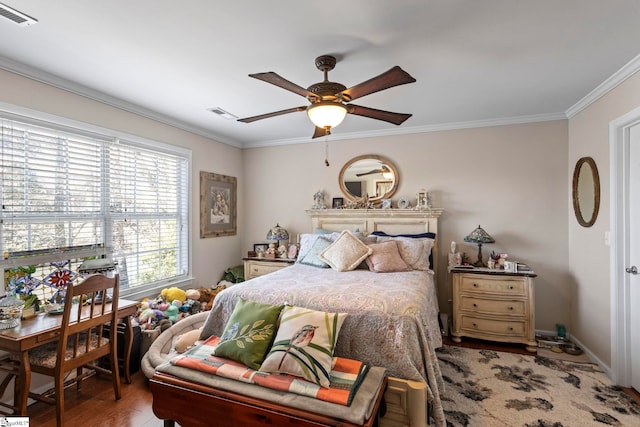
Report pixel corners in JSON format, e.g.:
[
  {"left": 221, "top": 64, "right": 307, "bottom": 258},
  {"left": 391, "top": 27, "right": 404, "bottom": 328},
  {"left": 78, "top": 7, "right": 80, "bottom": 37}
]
[{"left": 306, "top": 208, "right": 443, "bottom": 277}]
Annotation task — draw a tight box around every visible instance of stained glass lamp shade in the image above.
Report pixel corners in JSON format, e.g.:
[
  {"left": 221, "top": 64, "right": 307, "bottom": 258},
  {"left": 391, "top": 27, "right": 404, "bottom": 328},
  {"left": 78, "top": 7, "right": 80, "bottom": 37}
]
[
  {"left": 266, "top": 224, "right": 289, "bottom": 247},
  {"left": 463, "top": 225, "right": 495, "bottom": 267}
]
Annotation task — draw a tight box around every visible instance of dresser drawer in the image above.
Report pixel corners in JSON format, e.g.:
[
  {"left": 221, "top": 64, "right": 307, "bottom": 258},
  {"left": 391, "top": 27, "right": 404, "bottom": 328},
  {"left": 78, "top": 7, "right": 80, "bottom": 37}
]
[
  {"left": 249, "top": 262, "right": 284, "bottom": 277},
  {"left": 459, "top": 315, "right": 526, "bottom": 337},
  {"left": 459, "top": 275, "right": 527, "bottom": 296},
  {"left": 460, "top": 296, "right": 526, "bottom": 316},
  {"left": 244, "top": 258, "right": 294, "bottom": 280}
]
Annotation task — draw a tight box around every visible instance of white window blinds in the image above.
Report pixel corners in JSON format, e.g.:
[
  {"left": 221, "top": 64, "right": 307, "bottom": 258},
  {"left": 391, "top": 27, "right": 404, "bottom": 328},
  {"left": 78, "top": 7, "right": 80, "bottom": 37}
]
[{"left": 1, "top": 115, "right": 190, "bottom": 292}]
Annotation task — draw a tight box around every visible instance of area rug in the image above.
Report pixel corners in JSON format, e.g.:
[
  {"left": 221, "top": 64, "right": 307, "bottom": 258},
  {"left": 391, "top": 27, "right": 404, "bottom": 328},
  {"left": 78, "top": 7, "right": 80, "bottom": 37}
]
[{"left": 436, "top": 346, "right": 640, "bottom": 426}]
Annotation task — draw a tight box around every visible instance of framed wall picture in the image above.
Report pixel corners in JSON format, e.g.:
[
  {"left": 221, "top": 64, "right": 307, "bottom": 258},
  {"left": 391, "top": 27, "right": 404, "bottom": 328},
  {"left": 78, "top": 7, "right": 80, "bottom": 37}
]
[
  {"left": 200, "top": 171, "right": 237, "bottom": 238},
  {"left": 332, "top": 197, "right": 344, "bottom": 209}
]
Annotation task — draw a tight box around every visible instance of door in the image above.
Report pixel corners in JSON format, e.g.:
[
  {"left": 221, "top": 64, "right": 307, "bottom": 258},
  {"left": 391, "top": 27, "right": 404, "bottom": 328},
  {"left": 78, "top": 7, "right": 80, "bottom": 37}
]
[{"left": 629, "top": 123, "right": 640, "bottom": 391}]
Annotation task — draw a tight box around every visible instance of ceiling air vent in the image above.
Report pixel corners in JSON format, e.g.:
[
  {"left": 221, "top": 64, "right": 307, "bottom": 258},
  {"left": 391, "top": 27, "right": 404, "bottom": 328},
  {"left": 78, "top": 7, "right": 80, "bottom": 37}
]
[
  {"left": 207, "top": 107, "right": 238, "bottom": 120},
  {"left": 0, "top": 2, "right": 38, "bottom": 26}
]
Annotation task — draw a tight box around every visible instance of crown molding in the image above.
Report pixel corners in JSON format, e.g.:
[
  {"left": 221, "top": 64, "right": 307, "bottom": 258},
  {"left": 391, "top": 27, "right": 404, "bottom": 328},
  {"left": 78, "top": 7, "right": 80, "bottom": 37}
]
[
  {"left": 4, "top": 52, "right": 637, "bottom": 150},
  {"left": 565, "top": 53, "right": 640, "bottom": 119},
  {"left": 242, "top": 112, "right": 568, "bottom": 148},
  {"left": 0, "top": 55, "right": 243, "bottom": 148}
]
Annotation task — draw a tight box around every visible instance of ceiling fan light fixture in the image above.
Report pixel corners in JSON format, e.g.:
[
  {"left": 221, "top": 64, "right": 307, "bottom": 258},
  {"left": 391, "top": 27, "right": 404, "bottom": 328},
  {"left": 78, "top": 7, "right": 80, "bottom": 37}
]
[{"left": 307, "top": 102, "right": 347, "bottom": 130}]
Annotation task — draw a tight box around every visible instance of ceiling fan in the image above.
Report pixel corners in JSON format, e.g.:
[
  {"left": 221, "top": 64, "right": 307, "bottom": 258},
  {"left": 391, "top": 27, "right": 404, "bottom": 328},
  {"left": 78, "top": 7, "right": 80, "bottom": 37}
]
[
  {"left": 238, "top": 55, "right": 416, "bottom": 139},
  {"left": 356, "top": 165, "right": 392, "bottom": 177}
]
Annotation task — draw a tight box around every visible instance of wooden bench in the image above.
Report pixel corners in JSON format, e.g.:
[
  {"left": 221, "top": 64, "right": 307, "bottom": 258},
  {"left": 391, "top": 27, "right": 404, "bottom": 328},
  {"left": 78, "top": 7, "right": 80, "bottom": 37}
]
[{"left": 150, "top": 371, "right": 387, "bottom": 427}]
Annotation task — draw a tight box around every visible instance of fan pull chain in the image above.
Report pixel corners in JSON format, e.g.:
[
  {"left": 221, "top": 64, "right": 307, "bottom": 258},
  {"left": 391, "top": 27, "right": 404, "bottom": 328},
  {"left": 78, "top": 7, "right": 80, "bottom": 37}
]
[{"left": 324, "top": 135, "right": 330, "bottom": 167}]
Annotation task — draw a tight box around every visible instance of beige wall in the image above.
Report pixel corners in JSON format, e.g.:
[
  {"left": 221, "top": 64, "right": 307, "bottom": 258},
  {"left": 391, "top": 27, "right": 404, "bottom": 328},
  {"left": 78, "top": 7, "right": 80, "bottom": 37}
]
[
  {"left": 568, "top": 71, "right": 640, "bottom": 367},
  {"left": 242, "top": 120, "right": 569, "bottom": 331},
  {"left": 0, "top": 69, "right": 244, "bottom": 291}
]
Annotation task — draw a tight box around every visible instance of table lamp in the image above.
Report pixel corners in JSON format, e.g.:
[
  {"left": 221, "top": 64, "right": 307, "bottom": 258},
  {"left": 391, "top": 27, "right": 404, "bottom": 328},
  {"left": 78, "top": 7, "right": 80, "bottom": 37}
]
[
  {"left": 463, "top": 225, "right": 495, "bottom": 267},
  {"left": 266, "top": 223, "right": 289, "bottom": 248}
]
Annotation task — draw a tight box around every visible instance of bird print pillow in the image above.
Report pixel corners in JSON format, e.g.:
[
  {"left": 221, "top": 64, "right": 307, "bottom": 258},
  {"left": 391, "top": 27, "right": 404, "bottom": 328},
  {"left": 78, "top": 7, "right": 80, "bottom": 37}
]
[
  {"left": 212, "top": 298, "right": 284, "bottom": 370},
  {"left": 259, "top": 305, "right": 347, "bottom": 387}
]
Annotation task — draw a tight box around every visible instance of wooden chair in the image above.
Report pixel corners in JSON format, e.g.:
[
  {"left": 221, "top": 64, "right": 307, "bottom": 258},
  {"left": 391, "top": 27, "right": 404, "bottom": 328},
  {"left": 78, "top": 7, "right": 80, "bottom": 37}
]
[{"left": 27, "top": 274, "right": 121, "bottom": 426}]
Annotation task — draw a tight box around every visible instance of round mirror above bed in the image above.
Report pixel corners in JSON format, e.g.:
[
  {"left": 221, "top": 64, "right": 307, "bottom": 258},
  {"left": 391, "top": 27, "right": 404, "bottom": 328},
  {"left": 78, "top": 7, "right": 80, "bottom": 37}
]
[{"left": 338, "top": 154, "right": 399, "bottom": 202}]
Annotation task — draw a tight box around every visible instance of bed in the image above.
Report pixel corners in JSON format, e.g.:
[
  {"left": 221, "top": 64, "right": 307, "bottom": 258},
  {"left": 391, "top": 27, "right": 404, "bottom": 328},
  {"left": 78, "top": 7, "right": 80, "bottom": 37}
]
[{"left": 145, "top": 208, "right": 445, "bottom": 427}]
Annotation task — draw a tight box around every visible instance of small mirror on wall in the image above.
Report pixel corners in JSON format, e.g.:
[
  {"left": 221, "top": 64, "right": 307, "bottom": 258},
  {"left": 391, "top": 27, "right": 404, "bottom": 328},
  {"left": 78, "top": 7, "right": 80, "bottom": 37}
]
[{"left": 572, "top": 156, "right": 600, "bottom": 227}]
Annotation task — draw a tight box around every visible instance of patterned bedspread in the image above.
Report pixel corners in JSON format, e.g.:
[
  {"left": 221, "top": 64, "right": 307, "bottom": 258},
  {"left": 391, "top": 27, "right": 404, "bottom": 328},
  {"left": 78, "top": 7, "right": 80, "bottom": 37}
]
[{"left": 200, "top": 263, "right": 443, "bottom": 386}]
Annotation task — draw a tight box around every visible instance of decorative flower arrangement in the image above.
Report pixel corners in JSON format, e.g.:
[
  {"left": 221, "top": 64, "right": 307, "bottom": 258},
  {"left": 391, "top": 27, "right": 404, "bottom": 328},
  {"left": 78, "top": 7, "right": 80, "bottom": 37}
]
[{"left": 7, "top": 265, "right": 41, "bottom": 312}]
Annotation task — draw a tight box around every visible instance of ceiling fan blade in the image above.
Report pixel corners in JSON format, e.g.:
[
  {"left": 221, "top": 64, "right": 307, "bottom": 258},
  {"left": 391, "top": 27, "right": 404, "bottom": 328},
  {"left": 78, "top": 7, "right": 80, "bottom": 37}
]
[
  {"left": 312, "top": 126, "right": 330, "bottom": 139},
  {"left": 356, "top": 169, "right": 384, "bottom": 177},
  {"left": 347, "top": 104, "right": 412, "bottom": 125},
  {"left": 340, "top": 66, "right": 416, "bottom": 101},
  {"left": 238, "top": 106, "right": 307, "bottom": 123},
  {"left": 249, "top": 72, "right": 318, "bottom": 100}
]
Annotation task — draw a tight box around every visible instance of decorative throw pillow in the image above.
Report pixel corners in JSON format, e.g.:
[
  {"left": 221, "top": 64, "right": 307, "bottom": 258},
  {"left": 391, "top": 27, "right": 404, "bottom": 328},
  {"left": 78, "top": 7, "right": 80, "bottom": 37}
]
[
  {"left": 296, "top": 232, "right": 340, "bottom": 262},
  {"left": 298, "top": 236, "right": 332, "bottom": 268},
  {"left": 372, "top": 231, "right": 436, "bottom": 269},
  {"left": 259, "top": 305, "right": 347, "bottom": 387},
  {"left": 376, "top": 236, "right": 435, "bottom": 270},
  {"left": 212, "top": 298, "right": 284, "bottom": 370},
  {"left": 319, "top": 230, "right": 373, "bottom": 272},
  {"left": 365, "top": 240, "right": 411, "bottom": 272}
]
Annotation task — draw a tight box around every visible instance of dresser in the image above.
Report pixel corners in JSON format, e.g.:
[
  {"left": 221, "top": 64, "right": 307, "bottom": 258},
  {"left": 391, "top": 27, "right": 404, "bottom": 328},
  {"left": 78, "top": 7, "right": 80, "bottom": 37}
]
[
  {"left": 243, "top": 257, "right": 295, "bottom": 280},
  {"left": 450, "top": 268, "right": 537, "bottom": 352}
]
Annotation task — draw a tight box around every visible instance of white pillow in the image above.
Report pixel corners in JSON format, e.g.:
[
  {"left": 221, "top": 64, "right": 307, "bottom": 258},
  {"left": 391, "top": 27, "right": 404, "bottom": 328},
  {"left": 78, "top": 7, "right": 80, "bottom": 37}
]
[
  {"left": 320, "top": 230, "right": 373, "bottom": 272},
  {"left": 375, "top": 236, "right": 434, "bottom": 270}
]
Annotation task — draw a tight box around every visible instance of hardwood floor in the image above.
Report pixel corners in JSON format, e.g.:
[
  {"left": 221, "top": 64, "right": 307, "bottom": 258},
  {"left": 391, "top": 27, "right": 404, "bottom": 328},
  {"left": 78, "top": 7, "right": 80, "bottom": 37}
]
[
  {"left": 19, "top": 338, "right": 640, "bottom": 426},
  {"left": 24, "top": 371, "right": 160, "bottom": 427}
]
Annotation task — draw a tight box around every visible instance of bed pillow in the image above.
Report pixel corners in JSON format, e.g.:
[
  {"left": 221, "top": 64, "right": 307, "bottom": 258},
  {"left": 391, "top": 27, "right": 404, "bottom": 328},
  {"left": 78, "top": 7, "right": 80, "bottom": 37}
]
[
  {"left": 314, "top": 227, "right": 359, "bottom": 234},
  {"left": 212, "top": 298, "right": 284, "bottom": 370},
  {"left": 298, "top": 236, "right": 332, "bottom": 268},
  {"left": 365, "top": 240, "right": 411, "bottom": 273},
  {"left": 375, "top": 235, "right": 435, "bottom": 270},
  {"left": 259, "top": 305, "right": 347, "bottom": 387},
  {"left": 371, "top": 231, "right": 436, "bottom": 240},
  {"left": 296, "top": 232, "right": 340, "bottom": 262},
  {"left": 319, "top": 230, "right": 373, "bottom": 272}
]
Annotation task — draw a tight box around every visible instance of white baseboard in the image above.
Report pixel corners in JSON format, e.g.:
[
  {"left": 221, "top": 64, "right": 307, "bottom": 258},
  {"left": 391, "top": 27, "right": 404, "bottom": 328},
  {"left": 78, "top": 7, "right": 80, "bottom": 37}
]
[{"left": 535, "top": 329, "right": 612, "bottom": 380}]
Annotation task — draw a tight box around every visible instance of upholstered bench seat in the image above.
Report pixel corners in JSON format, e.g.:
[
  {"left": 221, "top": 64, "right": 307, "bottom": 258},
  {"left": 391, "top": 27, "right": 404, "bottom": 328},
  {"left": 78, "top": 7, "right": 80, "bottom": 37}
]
[{"left": 150, "top": 363, "right": 387, "bottom": 427}]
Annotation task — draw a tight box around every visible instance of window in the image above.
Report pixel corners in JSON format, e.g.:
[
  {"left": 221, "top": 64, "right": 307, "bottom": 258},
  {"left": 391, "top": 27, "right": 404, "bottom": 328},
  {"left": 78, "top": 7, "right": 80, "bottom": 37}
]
[{"left": 1, "top": 113, "right": 191, "bottom": 296}]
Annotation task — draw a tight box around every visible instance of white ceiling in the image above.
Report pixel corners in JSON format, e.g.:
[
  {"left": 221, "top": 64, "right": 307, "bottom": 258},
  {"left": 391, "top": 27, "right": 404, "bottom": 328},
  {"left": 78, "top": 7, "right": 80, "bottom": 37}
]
[{"left": 1, "top": 1, "right": 639, "bottom": 148}]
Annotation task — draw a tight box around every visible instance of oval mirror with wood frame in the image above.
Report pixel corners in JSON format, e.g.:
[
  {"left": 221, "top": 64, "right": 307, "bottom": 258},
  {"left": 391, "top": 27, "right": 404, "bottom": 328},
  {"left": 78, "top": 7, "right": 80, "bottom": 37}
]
[
  {"left": 572, "top": 156, "right": 600, "bottom": 227},
  {"left": 339, "top": 154, "right": 399, "bottom": 202}
]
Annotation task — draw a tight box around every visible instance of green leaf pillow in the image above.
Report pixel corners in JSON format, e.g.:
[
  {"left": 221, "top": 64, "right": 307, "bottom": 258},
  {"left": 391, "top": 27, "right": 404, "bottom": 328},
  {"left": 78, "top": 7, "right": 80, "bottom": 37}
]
[{"left": 212, "top": 298, "right": 284, "bottom": 370}]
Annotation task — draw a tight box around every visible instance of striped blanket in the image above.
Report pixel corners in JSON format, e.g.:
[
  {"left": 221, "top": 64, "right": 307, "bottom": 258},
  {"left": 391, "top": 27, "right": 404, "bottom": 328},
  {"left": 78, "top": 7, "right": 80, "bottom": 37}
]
[{"left": 170, "top": 335, "right": 369, "bottom": 406}]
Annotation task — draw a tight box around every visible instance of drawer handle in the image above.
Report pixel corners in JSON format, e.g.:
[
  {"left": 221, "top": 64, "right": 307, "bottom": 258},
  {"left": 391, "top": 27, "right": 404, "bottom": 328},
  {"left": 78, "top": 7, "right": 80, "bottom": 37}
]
[
  {"left": 509, "top": 285, "right": 514, "bottom": 289},
  {"left": 473, "top": 283, "right": 479, "bottom": 287},
  {"left": 472, "top": 323, "right": 477, "bottom": 328},
  {"left": 254, "top": 414, "right": 270, "bottom": 422},
  {"left": 472, "top": 303, "right": 477, "bottom": 308},
  {"left": 508, "top": 327, "right": 514, "bottom": 331},
  {"left": 509, "top": 306, "right": 514, "bottom": 310}
]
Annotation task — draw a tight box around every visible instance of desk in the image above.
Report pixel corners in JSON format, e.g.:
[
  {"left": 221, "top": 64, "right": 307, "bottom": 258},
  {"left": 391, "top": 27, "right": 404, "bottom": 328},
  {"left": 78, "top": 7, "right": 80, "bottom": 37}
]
[{"left": 0, "top": 299, "right": 138, "bottom": 415}]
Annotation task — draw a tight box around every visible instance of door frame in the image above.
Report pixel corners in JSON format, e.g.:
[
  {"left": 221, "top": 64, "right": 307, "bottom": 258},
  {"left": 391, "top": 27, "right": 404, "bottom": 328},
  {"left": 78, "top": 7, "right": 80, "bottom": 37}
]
[{"left": 609, "top": 105, "right": 640, "bottom": 386}]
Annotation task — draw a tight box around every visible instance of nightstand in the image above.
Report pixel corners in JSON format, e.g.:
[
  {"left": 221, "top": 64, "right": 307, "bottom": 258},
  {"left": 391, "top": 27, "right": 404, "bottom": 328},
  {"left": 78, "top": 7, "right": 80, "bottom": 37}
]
[
  {"left": 243, "top": 257, "right": 295, "bottom": 280},
  {"left": 450, "top": 267, "right": 537, "bottom": 352}
]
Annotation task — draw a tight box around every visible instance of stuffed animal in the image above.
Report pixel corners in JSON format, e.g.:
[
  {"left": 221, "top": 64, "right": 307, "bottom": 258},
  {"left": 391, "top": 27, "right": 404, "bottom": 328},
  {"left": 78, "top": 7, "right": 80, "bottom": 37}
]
[
  {"left": 161, "top": 287, "right": 187, "bottom": 304},
  {"left": 174, "top": 328, "right": 203, "bottom": 353},
  {"left": 196, "top": 282, "right": 227, "bottom": 311}
]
